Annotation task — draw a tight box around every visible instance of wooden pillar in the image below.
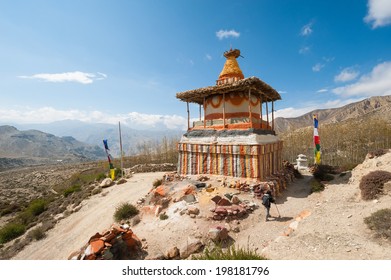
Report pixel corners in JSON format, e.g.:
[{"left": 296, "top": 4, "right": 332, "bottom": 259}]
[
  {"left": 199, "top": 104, "right": 201, "bottom": 121},
  {"left": 203, "top": 97, "right": 206, "bottom": 128},
  {"left": 260, "top": 97, "right": 263, "bottom": 129},
  {"left": 187, "top": 101, "right": 190, "bottom": 130},
  {"left": 272, "top": 101, "right": 275, "bottom": 131},
  {"left": 248, "top": 89, "right": 252, "bottom": 128},
  {"left": 266, "top": 100, "right": 269, "bottom": 129},
  {"left": 223, "top": 93, "right": 226, "bottom": 128}
]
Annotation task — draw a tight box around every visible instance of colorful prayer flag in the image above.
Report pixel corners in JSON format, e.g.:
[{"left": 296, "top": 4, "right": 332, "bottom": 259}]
[
  {"left": 313, "top": 114, "right": 321, "bottom": 164},
  {"left": 103, "top": 139, "right": 115, "bottom": 180}
]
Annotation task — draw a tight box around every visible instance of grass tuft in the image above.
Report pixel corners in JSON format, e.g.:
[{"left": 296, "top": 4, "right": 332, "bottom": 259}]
[
  {"left": 113, "top": 202, "right": 139, "bottom": 222},
  {"left": 193, "top": 245, "right": 267, "bottom": 260},
  {"left": 0, "top": 223, "right": 26, "bottom": 244},
  {"left": 63, "top": 185, "right": 81, "bottom": 197}
]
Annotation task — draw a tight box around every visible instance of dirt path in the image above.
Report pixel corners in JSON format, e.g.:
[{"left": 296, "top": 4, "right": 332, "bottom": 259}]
[
  {"left": 262, "top": 169, "right": 391, "bottom": 259},
  {"left": 12, "top": 172, "right": 166, "bottom": 260}
]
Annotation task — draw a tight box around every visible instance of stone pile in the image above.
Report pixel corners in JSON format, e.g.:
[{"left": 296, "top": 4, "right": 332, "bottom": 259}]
[
  {"left": 163, "top": 171, "right": 185, "bottom": 182},
  {"left": 210, "top": 195, "right": 257, "bottom": 221},
  {"left": 68, "top": 224, "right": 142, "bottom": 260},
  {"left": 129, "top": 163, "right": 176, "bottom": 174}
]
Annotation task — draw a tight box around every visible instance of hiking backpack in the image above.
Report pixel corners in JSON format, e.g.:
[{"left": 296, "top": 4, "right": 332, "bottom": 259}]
[{"left": 262, "top": 194, "right": 271, "bottom": 207}]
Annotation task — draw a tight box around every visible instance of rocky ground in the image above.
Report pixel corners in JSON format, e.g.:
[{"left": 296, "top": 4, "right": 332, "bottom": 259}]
[{"left": 2, "top": 151, "right": 391, "bottom": 260}]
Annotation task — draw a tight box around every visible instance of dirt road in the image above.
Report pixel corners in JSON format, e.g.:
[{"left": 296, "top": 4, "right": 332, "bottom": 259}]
[{"left": 12, "top": 172, "right": 166, "bottom": 260}]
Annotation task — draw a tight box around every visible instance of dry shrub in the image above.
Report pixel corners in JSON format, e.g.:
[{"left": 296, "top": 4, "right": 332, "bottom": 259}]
[
  {"left": 364, "top": 208, "right": 391, "bottom": 241},
  {"left": 27, "top": 227, "right": 46, "bottom": 241},
  {"left": 359, "top": 170, "right": 391, "bottom": 200},
  {"left": 152, "top": 178, "right": 163, "bottom": 188},
  {"left": 367, "top": 149, "right": 387, "bottom": 158}
]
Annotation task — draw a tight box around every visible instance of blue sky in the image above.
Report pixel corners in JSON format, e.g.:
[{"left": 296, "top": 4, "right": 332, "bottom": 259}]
[{"left": 0, "top": 0, "right": 390, "bottom": 130}]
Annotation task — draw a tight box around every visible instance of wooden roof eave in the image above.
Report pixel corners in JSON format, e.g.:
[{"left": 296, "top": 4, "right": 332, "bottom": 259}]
[{"left": 176, "top": 77, "right": 281, "bottom": 104}]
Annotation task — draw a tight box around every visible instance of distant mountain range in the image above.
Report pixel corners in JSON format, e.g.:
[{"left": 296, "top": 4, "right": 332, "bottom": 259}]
[
  {"left": 10, "top": 120, "right": 184, "bottom": 157},
  {"left": 274, "top": 95, "right": 391, "bottom": 134},
  {"left": 0, "top": 125, "right": 106, "bottom": 170}
]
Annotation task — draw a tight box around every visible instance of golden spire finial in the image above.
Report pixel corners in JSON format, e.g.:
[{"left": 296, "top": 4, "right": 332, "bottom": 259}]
[{"left": 217, "top": 49, "right": 244, "bottom": 84}]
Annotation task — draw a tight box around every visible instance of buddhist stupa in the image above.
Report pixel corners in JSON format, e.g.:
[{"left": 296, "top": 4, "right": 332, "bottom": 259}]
[{"left": 176, "top": 49, "right": 283, "bottom": 180}]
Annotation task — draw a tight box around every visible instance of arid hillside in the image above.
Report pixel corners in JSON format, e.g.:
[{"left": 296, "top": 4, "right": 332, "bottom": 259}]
[{"left": 274, "top": 95, "right": 391, "bottom": 134}]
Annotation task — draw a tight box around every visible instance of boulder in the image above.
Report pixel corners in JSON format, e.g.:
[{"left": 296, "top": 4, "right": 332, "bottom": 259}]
[
  {"left": 100, "top": 178, "right": 113, "bottom": 188},
  {"left": 183, "top": 194, "right": 196, "bottom": 203},
  {"left": 211, "top": 195, "right": 222, "bottom": 204},
  {"left": 195, "top": 182, "right": 206, "bottom": 188},
  {"left": 187, "top": 205, "right": 200, "bottom": 215},
  {"left": 180, "top": 240, "right": 204, "bottom": 259},
  {"left": 214, "top": 207, "right": 227, "bottom": 215},
  {"left": 217, "top": 198, "right": 232, "bottom": 206},
  {"left": 131, "top": 215, "right": 141, "bottom": 226},
  {"left": 116, "top": 178, "right": 127, "bottom": 185},
  {"left": 208, "top": 226, "right": 229, "bottom": 243},
  {"left": 231, "top": 195, "right": 241, "bottom": 205},
  {"left": 166, "top": 246, "right": 180, "bottom": 259}
]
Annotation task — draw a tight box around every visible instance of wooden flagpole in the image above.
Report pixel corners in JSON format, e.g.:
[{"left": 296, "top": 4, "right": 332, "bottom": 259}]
[{"left": 119, "top": 121, "right": 124, "bottom": 178}]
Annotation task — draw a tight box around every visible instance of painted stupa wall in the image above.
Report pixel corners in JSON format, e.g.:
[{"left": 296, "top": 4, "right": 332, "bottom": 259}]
[
  {"left": 200, "top": 92, "right": 270, "bottom": 130},
  {"left": 177, "top": 134, "right": 283, "bottom": 179}
]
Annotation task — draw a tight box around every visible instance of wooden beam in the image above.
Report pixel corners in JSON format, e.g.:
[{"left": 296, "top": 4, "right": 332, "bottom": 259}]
[
  {"left": 260, "top": 96, "right": 263, "bottom": 128},
  {"left": 203, "top": 97, "right": 206, "bottom": 129},
  {"left": 223, "top": 93, "right": 226, "bottom": 128},
  {"left": 187, "top": 102, "right": 190, "bottom": 130},
  {"left": 272, "top": 101, "right": 275, "bottom": 131},
  {"left": 248, "top": 88, "right": 252, "bottom": 127},
  {"left": 266, "top": 100, "right": 269, "bottom": 129}
]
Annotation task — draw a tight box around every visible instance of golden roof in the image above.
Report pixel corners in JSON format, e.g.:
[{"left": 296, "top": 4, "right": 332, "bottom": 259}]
[{"left": 218, "top": 49, "right": 244, "bottom": 80}]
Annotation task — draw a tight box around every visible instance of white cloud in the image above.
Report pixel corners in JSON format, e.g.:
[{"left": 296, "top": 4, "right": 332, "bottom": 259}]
[
  {"left": 323, "top": 98, "right": 365, "bottom": 108},
  {"left": 216, "top": 29, "right": 240, "bottom": 40},
  {"left": 334, "top": 67, "right": 360, "bottom": 82},
  {"left": 365, "top": 0, "right": 391, "bottom": 28},
  {"left": 323, "top": 57, "right": 335, "bottom": 63},
  {"left": 123, "top": 112, "right": 187, "bottom": 130},
  {"left": 273, "top": 97, "right": 365, "bottom": 119},
  {"left": 299, "top": 46, "right": 310, "bottom": 54},
  {"left": 205, "top": 54, "right": 212, "bottom": 61},
  {"left": 317, "top": 88, "right": 328, "bottom": 93},
  {"left": 0, "top": 107, "right": 187, "bottom": 130},
  {"left": 332, "top": 61, "right": 391, "bottom": 97},
  {"left": 300, "top": 22, "right": 313, "bottom": 36},
  {"left": 273, "top": 107, "right": 317, "bottom": 119},
  {"left": 96, "top": 72, "right": 108, "bottom": 80},
  {"left": 312, "top": 63, "right": 325, "bottom": 72},
  {"left": 18, "top": 71, "right": 107, "bottom": 84},
  {"left": 278, "top": 90, "right": 287, "bottom": 94}
]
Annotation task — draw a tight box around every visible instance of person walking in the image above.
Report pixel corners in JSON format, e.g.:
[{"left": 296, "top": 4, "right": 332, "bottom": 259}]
[{"left": 262, "top": 190, "right": 275, "bottom": 221}]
